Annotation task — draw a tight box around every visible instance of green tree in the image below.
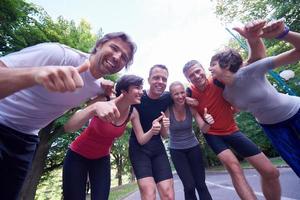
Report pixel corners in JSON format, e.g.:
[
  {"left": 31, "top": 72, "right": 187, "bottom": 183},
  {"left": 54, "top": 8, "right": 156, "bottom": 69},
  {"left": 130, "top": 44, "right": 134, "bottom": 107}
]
[
  {"left": 213, "top": 0, "right": 300, "bottom": 30},
  {"left": 212, "top": 0, "right": 300, "bottom": 157},
  {"left": 0, "top": 0, "right": 42, "bottom": 55},
  {"left": 235, "top": 112, "right": 278, "bottom": 157},
  {"left": 111, "top": 125, "right": 132, "bottom": 186},
  {"left": 11, "top": 14, "right": 100, "bottom": 200},
  {"left": 214, "top": 0, "right": 300, "bottom": 92},
  {"left": 193, "top": 121, "right": 220, "bottom": 167}
]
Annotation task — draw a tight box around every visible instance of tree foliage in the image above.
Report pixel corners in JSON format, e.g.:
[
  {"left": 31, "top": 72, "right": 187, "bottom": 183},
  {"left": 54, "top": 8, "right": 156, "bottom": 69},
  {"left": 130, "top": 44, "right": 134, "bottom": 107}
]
[
  {"left": 0, "top": 0, "right": 99, "bottom": 55},
  {"left": 0, "top": 1, "right": 104, "bottom": 199},
  {"left": 111, "top": 125, "right": 133, "bottom": 186},
  {"left": 235, "top": 112, "right": 278, "bottom": 157},
  {"left": 212, "top": 0, "right": 300, "bottom": 157},
  {"left": 0, "top": 0, "right": 40, "bottom": 55},
  {"left": 213, "top": 0, "right": 300, "bottom": 95}
]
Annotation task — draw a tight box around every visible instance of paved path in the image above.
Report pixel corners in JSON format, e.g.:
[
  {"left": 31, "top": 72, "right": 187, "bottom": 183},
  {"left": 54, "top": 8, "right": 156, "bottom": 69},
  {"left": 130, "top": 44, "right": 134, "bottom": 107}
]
[{"left": 123, "top": 168, "right": 300, "bottom": 200}]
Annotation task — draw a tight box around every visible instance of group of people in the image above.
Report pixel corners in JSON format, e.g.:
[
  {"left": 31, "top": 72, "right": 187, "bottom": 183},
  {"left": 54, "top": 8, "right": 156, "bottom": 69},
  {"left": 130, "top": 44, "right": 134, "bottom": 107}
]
[{"left": 0, "top": 18, "right": 299, "bottom": 200}]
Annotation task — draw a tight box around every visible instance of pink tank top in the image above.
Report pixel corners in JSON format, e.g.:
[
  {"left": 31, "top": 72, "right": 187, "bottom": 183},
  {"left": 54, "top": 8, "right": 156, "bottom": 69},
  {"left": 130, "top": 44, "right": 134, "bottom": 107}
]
[{"left": 70, "top": 116, "right": 128, "bottom": 159}]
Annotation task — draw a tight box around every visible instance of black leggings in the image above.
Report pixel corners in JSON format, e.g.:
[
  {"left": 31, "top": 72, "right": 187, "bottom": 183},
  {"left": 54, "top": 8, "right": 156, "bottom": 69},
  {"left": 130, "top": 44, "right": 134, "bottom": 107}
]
[
  {"left": 0, "top": 124, "right": 39, "bottom": 200},
  {"left": 63, "top": 149, "right": 111, "bottom": 200},
  {"left": 170, "top": 145, "right": 212, "bottom": 200}
]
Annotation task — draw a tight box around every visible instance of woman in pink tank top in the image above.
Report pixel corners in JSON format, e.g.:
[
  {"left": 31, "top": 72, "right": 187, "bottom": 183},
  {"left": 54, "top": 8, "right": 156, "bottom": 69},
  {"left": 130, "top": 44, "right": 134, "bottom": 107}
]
[{"left": 62, "top": 75, "right": 145, "bottom": 200}]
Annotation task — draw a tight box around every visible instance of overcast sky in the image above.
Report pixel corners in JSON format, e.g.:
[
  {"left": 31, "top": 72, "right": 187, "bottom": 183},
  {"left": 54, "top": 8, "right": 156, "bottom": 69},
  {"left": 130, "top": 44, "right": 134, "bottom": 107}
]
[{"left": 29, "top": 0, "right": 233, "bottom": 88}]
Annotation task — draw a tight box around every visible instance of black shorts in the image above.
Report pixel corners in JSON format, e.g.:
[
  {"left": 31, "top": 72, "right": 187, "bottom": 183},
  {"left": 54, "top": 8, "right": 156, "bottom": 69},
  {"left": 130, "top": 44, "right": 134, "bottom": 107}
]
[
  {"left": 129, "top": 142, "right": 173, "bottom": 183},
  {"left": 204, "top": 131, "right": 261, "bottom": 158}
]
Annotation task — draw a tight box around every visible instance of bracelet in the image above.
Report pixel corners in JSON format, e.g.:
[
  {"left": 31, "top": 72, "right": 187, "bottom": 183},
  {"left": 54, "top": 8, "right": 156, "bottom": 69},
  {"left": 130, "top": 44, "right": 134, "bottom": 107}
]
[{"left": 276, "top": 25, "right": 290, "bottom": 39}]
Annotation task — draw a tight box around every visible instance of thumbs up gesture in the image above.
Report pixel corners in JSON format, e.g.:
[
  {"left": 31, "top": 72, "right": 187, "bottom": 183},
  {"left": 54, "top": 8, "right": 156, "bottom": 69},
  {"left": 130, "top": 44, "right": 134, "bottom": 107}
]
[
  {"left": 35, "top": 61, "right": 90, "bottom": 92},
  {"left": 160, "top": 111, "right": 170, "bottom": 129},
  {"left": 204, "top": 108, "right": 214, "bottom": 125},
  {"left": 151, "top": 115, "right": 163, "bottom": 135}
]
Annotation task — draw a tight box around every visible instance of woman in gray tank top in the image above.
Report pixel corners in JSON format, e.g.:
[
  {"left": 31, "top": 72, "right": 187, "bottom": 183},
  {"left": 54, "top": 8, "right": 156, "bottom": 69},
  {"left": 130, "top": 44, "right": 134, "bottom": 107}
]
[
  {"left": 165, "top": 81, "right": 214, "bottom": 200},
  {"left": 209, "top": 19, "right": 300, "bottom": 177}
]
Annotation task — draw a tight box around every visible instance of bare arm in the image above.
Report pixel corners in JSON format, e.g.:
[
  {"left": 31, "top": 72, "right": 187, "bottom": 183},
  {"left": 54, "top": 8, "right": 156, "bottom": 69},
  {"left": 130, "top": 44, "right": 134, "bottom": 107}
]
[
  {"left": 131, "top": 108, "right": 162, "bottom": 145},
  {"left": 233, "top": 20, "right": 267, "bottom": 65},
  {"left": 191, "top": 107, "right": 209, "bottom": 133},
  {"left": 262, "top": 20, "right": 300, "bottom": 68},
  {"left": 64, "top": 108, "right": 95, "bottom": 132},
  {"left": 0, "top": 61, "right": 89, "bottom": 99},
  {"left": 64, "top": 100, "right": 120, "bottom": 132},
  {"left": 0, "top": 61, "right": 37, "bottom": 98},
  {"left": 191, "top": 107, "right": 214, "bottom": 133}
]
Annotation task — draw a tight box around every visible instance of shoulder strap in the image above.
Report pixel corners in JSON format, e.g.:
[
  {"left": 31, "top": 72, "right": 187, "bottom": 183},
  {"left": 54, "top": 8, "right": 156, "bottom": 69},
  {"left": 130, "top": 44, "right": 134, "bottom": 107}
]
[
  {"left": 186, "top": 87, "right": 192, "bottom": 97},
  {"left": 126, "top": 106, "right": 134, "bottom": 122},
  {"left": 213, "top": 79, "right": 225, "bottom": 89}
]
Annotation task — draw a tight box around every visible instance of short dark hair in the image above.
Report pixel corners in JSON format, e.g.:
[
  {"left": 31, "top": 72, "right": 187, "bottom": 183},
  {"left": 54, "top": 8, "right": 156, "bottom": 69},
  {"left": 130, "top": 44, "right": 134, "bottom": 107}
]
[
  {"left": 210, "top": 49, "right": 243, "bottom": 73},
  {"left": 148, "top": 64, "right": 168, "bottom": 77},
  {"left": 91, "top": 32, "right": 137, "bottom": 68},
  {"left": 183, "top": 60, "right": 204, "bottom": 76},
  {"left": 115, "top": 74, "right": 143, "bottom": 97}
]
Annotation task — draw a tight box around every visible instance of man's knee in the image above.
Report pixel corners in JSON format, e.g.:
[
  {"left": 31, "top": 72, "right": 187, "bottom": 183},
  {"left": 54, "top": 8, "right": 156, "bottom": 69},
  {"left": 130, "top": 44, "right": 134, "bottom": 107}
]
[
  {"left": 262, "top": 166, "right": 280, "bottom": 180},
  {"left": 219, "top": 154, "right": 243, "bottom": 175},
  {"left": 158, "top": 180, "right": 174, "bottom": 200},
  {"left": 140, "top": 184, "right": 156, "bottom": 197},
  {"left": 160, "top": 188, "right": 174, "bottom": 200}
]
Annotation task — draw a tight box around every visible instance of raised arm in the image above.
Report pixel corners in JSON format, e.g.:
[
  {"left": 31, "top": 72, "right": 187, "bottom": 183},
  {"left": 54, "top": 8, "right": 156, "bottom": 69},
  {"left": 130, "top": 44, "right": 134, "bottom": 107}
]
[
  {"left": 262, "top": 20, "right": 300, "bottom": 68},
  {"left": 233, "top": 19, "right": 267, "bottom": 65},
  {"left": 0, "top": 61, "right": 89, "bottom": 99},
  {"left": 131, "top": 108, "right": 162, "bottom": 145}
]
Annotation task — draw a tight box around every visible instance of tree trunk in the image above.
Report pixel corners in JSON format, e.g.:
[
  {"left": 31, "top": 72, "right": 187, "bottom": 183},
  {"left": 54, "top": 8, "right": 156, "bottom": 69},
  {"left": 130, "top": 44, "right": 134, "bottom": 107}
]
[
  {"left": 130, "top": 167, "right": 136, "bottom": 183},
  {"left": 117, "top": 156, "right": 123, "bottom": 186},
  {"left": 19, "top": 122, "right": 63, "bottom": 200}
]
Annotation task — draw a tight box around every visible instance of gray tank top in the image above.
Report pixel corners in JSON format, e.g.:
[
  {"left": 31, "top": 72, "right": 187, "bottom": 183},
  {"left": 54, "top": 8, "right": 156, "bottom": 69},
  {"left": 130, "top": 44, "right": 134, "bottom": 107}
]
[{"left": 168, "top": 105, "right": 199, "bottom": 149}]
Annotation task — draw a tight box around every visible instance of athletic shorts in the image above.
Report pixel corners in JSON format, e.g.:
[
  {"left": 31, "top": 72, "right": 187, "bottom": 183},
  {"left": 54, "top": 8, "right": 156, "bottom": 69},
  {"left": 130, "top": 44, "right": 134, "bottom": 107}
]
[
  {"left": 204, "top": 131, "right": 261, "bottom": 158},
  {"left": 260, "top": 109, "right": 300, "bottom": 177},
  {"left": 129, "top": 143, "right": 173, "bottom": 183}
]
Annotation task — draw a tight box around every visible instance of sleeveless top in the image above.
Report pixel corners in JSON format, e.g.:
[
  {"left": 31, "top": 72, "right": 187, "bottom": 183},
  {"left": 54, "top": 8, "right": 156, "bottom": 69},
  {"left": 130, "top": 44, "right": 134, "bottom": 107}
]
[
  {"left": 71, "top": 106, "right": 133, "bottom": 159},
  {"left": 168, "top": 105, "right": 199, "bottom": 149}
]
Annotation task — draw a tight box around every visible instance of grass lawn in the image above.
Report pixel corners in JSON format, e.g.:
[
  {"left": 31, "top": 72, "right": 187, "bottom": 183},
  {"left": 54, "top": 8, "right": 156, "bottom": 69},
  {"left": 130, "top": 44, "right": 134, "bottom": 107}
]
[
  {"left": 35, "top": 157, "right": 285, "bottom": 199},
  {"left": 207, "top": 156, "right": 287, "bottom": 171},
  {"left": 36, "top": 168, "right": 138, "bottom": 200},
  {"left": 100, "top": 183, "right": 138, "bottom": 200},
  {"left": 87, "top": 183, "right": 138, "bottom": 200}
]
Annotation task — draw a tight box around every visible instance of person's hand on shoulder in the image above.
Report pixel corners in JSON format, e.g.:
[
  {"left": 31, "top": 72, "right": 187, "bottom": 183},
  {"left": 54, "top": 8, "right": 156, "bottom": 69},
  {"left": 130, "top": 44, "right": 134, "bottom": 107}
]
[
  {"left": 100, "top": 78, "right": 115, "bottom": 99},
  {"left": 185, "top": 96, "right": 199, "bottom": 107}
]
